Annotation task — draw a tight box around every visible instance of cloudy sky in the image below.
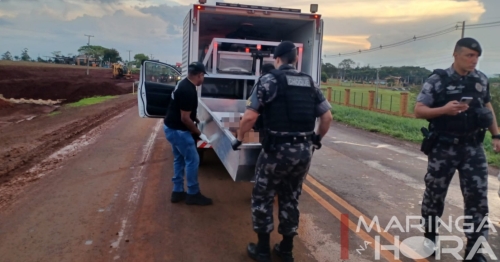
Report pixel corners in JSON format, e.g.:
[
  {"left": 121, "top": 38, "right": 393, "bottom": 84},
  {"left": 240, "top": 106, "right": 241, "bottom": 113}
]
[{"left": 1, "top": 0, "right": 499, "bottom": 76}]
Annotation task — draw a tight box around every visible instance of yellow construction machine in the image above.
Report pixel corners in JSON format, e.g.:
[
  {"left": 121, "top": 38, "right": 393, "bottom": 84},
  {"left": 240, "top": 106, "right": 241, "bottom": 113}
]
[{"left": 111, "top": 62, "right": 132, "bottom": 79}]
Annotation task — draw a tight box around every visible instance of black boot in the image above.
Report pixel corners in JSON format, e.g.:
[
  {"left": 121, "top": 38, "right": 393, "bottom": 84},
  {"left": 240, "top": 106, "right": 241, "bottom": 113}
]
[
  {"left": 422, "top": 217, "right": 439, "bottom": 256},
  {"left": 274, "top": 235, "right": 294, "bottom": 262},
  {"left": 247, "top": 233, "right": 271, "bottom": 262},
  {"left": 423, "top": 232, "right": 439, "bottom": 256}
]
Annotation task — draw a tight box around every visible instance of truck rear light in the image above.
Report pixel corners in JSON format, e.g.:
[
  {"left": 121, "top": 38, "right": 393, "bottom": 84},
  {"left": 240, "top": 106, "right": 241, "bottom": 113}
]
[
  {"left": 257, "top": 45, "right": 261, "bottom": 50},
  {"left": 245, "top": 48, "right": 250, "bottom": 53},
  {"left": 195, "top": 5, "right": 205, "bottom": 10}
]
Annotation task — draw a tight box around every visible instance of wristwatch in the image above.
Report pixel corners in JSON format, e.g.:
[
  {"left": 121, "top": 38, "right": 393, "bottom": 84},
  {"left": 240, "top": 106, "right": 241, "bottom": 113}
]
[{"left": 492, "top": 134, "right": 500, "bottom": 140}]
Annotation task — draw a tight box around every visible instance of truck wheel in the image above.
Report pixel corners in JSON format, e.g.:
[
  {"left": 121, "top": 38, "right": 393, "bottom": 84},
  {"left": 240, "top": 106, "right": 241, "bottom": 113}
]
[{"left": 197, "top": 148, "right": 205, "bottom": 166}]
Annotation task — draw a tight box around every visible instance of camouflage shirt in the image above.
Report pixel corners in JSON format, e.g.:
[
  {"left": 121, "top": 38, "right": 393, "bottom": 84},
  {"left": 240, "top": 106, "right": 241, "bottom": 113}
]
[
  {"left": 246, "top": 64, "right": 331, "bottom": 117},
  {"left": 416, "top": 65, "right": 490, "bottom": 107}
]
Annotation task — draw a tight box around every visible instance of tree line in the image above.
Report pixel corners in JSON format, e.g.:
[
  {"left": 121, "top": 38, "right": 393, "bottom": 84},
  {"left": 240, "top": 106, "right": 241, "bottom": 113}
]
[
  {"left": 1, "top": 46, "right": 153, "bottom": 67},
  {"left": 321, "top": 58, "right": 436, "bottom": 86}
]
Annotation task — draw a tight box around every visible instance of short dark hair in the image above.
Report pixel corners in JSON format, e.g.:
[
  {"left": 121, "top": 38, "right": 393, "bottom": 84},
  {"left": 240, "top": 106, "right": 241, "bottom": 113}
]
[
  {"left": 261, "top": 63, "right": 275, "bottom": 75},
  {"left": 278, "top": 49, "right": 297, "bottom": 65},
  {"left": 454, "top": 45, "right": 463, "bottom": 54}
]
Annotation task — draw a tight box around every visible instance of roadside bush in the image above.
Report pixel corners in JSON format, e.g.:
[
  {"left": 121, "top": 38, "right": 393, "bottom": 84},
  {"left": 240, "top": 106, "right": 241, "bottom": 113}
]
[{"left": 489, "top": 79, "right": 500, "bottom": 122}]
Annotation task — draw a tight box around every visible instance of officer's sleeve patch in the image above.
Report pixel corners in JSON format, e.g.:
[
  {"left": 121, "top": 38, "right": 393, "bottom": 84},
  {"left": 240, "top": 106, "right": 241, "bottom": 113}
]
[{"left": 285, "top": 75, "right": 312, "bottom": 87}]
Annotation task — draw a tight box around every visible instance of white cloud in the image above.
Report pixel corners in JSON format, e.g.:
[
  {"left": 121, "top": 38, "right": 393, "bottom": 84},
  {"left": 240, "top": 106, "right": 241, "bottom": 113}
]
[{"left": 0, "top": 0, "right": 498, "bottom": 74}]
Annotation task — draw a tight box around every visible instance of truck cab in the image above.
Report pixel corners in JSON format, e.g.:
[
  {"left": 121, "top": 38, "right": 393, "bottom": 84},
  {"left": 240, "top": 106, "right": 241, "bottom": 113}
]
[{"left": 138, "top": 2, "right": 324, "bottom": 182}]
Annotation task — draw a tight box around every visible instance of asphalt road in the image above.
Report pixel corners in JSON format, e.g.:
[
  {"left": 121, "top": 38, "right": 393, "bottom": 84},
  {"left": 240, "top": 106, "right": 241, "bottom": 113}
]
[{"left": 0, "top": 106, "right": 498, "bottom": 262}]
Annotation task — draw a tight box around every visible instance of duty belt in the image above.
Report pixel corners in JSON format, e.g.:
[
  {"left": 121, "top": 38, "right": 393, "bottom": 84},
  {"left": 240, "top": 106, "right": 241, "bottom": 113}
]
[
  {"left": 437, "top": 131, "right": 479, "bottom": 145},
  {"left": 270, "top": 134, "right": 314, "bottom": 144}
]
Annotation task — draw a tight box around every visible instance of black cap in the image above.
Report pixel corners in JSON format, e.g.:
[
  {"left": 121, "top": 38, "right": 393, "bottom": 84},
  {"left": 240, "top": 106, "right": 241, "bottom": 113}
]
[
  {"left": 188, "top": 61, "right": 208, "bottom": 75},
  {"left": 273, "top": 41, "right": 297, "bottom": 59},
  {"left": 456, "top": 37, "right": 482, "bottom": 56}
]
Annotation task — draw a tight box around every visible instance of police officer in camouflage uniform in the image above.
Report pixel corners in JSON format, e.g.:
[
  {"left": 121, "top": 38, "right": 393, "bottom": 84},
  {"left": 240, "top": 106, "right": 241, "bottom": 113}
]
[
  {"left": 415, "top": 37, "right": 500, "bottom": 262},
  {"left": 232, "top": 41, "right": 333, "bottom": 262}
]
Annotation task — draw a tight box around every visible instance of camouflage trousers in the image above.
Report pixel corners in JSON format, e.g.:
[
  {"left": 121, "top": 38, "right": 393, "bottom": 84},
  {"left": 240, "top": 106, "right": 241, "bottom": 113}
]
[
  {"left": 421, "top": 140, "right": 489, "bottom": 247},
  {"left": 251, "top": 142, "right": 313, "bottom": 236}
]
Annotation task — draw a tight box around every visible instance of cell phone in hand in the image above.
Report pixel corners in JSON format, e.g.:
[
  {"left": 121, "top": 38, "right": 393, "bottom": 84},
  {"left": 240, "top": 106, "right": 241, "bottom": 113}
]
[{"left": 460, "top": 97, "right": 473, "bottom": 105}]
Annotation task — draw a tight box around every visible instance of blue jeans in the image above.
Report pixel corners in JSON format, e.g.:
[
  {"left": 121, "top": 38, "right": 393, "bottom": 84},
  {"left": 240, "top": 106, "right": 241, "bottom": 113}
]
[{"left": 163, "top": 125, "right": 200, "bottom": 195}]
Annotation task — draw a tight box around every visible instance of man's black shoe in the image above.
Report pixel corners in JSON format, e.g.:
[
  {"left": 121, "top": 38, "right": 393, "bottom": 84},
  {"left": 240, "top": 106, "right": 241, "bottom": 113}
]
[
  {"left": 247, "top": 243, "right": 271, "bottom": 262},
  {"left": 274, "top": 243, "right": 294, "bottom": 262},
  {"left": 185, "top": 192, "right": 213, "bottom": 205},
  {"left": 171, "top": 191, "right": 186, "bottom": 203}
]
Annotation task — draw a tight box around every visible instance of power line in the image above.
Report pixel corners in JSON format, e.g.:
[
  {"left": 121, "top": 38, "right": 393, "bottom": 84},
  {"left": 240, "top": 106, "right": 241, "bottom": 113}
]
[
  {"left": 324, "top": 20, "right": 500, "bottom": 58},
  {"left": 324, "top": 26, "right": 459, "bottom": 57}
]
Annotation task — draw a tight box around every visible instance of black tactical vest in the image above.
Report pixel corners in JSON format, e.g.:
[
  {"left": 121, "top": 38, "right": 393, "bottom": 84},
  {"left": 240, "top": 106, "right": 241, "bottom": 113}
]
[
  {"left": 429, "top": 69, "right": 488, "bottom": 134},
  {"left": 262, "top": 69, "right": 317, "bottom": 133}
]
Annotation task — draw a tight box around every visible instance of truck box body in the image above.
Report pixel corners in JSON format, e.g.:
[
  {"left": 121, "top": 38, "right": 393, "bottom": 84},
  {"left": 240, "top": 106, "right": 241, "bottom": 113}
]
[{"left": 138, "top": 2, "right": 324, "bottom": 182}]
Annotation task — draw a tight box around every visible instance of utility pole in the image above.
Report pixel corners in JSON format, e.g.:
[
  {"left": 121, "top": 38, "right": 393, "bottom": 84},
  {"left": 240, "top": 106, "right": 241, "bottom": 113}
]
[
  {"left": 461, "top": 21, "right": 465, "bottom": 38},
  {"left": 84, "top": 34, "right": 94, "bottom": 76},
  {"left": 126, "top": 50, "right": 131, "bottom": 67}
]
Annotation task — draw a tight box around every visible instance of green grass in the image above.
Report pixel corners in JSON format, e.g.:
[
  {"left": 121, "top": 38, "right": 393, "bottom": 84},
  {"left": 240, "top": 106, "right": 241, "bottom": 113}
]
[
  {"left": 332, "top": 104, "right": 500, "bottom": 167},
  {"left": 67, "top": 96, "right": 117, "bottom": 107},
  {"left": 48, "top": 111, "right": 60, "bottom": 116}
]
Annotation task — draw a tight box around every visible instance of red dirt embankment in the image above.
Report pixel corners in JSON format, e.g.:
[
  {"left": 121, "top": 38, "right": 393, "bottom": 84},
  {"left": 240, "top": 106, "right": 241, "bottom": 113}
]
[{"left": 0, "top": 65, "right": 135, "bottom": 103}]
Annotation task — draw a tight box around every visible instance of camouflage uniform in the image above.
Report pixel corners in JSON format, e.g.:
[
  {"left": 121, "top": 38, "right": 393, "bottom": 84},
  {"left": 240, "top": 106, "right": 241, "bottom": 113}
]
[
  {"left": 246, "top": 64, "right": 331, "bottom": 236},
  {"left": 416, "top": 65, "right": 491, "bottom": 254}
]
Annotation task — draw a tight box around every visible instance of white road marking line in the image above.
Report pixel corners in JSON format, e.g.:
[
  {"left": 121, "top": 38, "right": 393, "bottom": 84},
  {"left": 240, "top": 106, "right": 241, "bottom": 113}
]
[
  {"left": 109, "top": 120, "right": 162, "bottom": 252},
  {"left": 363, "top": 160, "right": 500, "bottom": 227},
  {"left": 85, "top": 240, "right": 93, "bottom": 245}
]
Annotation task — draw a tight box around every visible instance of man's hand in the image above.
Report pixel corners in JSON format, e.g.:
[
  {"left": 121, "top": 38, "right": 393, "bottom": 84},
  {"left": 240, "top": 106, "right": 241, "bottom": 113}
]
[
  {"left": 442, "top": 101, "right": 469, "bottom": 115},
  {"left": 231, "top": 139, "right": 242, "bottom": 150},
  {"left": 312, "top": 134, "right": 322, "bottom": 150},
  {"left": 493, "top": 139, "right": 500, "bottom": 153}
]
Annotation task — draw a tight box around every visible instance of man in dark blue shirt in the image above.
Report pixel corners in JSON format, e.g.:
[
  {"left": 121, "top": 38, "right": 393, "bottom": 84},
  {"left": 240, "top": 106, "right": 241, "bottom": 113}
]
[{"left": 164, "top": 62, "right": 212, "bottom": 206}]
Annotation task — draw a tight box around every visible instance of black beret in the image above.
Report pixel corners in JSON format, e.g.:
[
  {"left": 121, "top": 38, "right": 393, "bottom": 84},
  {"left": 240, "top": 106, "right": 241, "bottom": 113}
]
[
  {"left": 456, "top": 37, "right": 482, "bottom": 56},
  {"left": 273, "top": 41, "right": 297, "bottom": 59}
]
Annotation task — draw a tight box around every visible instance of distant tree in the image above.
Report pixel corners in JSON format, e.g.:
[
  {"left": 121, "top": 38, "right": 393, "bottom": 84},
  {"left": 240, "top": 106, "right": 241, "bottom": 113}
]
[
  {"left": 338, "top": 59, "right": 355, "bottom": 80},
  {"left": 323, "top": 63, "right": 337, "bottom": 79},
  {"left": 14, "top": 55, "right": 19, "bottom": 61},
  {"left": 1, "top": 51, "right": 13, "bottom": 60},
  {"left": 78, "top": 45, "right": 107, "bottom": 61},
  {"left": 21, "top": 48, "right": 31, "bottom": 61},
  {"left": 103, "top": 48, "right": 122, "bottom": 63},
  {"left": 52, "top": 51, "right": 62, "bottom": 57},
  {"left": 321, "top": 72, "right": 328, "bottom": 83},
  {"left": 134, "top": 53, "right": 149, "bottom": 65}
]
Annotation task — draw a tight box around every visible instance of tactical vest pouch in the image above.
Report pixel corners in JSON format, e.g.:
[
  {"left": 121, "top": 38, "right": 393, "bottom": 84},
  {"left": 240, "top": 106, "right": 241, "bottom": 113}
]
[
  {"left": 476, "top": 129, "right": 487, "bottom": 144},
  {"left": 261, "top": 129, "right": 274, "bottom": 153},
  {"left": 420, "top": 127, "right": 438, "bottom": 156},
  {"left": 475, "top": 107, "right": 493, "bottom": 128}
]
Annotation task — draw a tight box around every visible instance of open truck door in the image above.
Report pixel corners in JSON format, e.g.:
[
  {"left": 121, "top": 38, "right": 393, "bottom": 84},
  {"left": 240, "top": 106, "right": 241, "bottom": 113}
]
[{"left": 137, "top": 60, "right": 181, "bottom": 118}]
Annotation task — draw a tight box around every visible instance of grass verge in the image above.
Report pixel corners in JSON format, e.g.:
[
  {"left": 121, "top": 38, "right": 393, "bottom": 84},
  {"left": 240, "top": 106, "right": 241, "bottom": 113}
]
[
  {"left": 332, "top": 104, "right": 500, "bottom": 167},
  {"left": 67, "top": 96, "right": 117, "bottom": 107}
]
